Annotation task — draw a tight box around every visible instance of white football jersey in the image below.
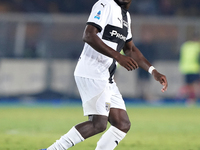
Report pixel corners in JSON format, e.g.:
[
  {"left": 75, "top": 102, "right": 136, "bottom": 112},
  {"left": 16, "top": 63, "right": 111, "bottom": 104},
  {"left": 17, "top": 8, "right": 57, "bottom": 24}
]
[{"left": 74, "top": 0, "right": 132, "bottom": 83}]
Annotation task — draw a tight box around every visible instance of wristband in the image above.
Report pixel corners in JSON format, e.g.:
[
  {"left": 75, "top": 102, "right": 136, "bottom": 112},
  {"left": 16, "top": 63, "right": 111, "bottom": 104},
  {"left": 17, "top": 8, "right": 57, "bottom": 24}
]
[{"left": 148, "top": 66, "right": 155, "bottom": 74}]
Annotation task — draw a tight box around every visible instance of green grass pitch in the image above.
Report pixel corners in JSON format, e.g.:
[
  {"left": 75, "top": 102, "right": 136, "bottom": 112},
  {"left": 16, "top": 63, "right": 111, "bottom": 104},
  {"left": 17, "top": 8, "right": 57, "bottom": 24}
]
[{"left": 0, "top": 105, "right": 200, "bottom": 150}]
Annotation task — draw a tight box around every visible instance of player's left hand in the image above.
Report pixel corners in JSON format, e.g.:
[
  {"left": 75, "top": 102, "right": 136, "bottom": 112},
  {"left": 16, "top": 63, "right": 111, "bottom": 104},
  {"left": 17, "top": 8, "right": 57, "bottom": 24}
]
[{"left": 152, "top": 70, "right": 168, "bottom": 92}]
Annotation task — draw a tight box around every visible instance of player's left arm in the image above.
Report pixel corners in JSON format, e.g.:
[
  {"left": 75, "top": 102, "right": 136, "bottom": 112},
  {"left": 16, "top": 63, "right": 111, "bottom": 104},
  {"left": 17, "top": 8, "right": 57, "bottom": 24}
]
[{"left": 123, "top": 41, "right": 168, "bottom": 92}]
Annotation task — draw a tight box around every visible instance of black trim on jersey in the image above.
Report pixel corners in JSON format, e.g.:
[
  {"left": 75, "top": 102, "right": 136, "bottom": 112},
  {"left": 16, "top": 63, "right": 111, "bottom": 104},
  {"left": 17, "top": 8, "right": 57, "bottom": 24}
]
[
  {"left": 102, "top": 25, "right": 128, "bottom": 46},
  {"left": 108, "top": 9, "right": 129, "bottom": 83},
  {"left": 108, "top": 60, "right": 117, "bottom": 83},
  {"left": 126, "top": 38, "right": 132, "bottom": 43},
  {"left": 86, "top": 22, "right": 102, "bottom": 32}
]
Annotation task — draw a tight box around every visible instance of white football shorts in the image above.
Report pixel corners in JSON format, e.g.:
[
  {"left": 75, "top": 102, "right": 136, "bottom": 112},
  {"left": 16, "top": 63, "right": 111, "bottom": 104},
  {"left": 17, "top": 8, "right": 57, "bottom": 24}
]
[{"left": 74, "top": 76, "right": 126, "bottom": 116}]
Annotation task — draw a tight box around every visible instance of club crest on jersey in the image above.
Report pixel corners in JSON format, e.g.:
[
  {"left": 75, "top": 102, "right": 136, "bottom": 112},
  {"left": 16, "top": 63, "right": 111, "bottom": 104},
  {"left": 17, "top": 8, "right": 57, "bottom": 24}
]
[
  {"left": 105, "top": 102, "right": 111, "bottom": 112},
  {"left": 94, "top": 11, "right": 101, "bottom": 20}
]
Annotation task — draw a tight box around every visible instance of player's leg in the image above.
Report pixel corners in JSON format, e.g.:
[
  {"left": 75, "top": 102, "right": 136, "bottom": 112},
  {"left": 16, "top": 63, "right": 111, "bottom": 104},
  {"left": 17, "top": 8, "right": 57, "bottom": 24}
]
[
  {"left": 46, "top": 77, "right": 111, "bottom": 150},
  {"left": 74, "top": 76, "right": 111, "bottom": 139},
  {"left": 108, "top": 82, "right": 131, "bottom": 133},
  {"left": 75, "top": 114, "right": 108, "bottom": 139},
  {"left": 95, "top": 108, "right": 130, "bottom": 150},
  {"left": 95, "top": 82, "right": 130, "bottom": 150},
  {"left": 47, "top": 115, "right": 108, "bottom": 150},
  {"left": 108, "top": 108, "right": 131, "bottom": 133}
]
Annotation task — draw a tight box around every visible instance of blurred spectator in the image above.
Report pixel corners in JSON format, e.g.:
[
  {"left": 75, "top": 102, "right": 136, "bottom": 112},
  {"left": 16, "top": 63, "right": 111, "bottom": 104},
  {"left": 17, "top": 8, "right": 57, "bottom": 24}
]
[
  {"left": 0, "top": 1, "right": 11, "bottom": 13},
  {"left": 135, "top": 31, "right": 156, "bottom": 100},
  {"left": 133, "top": 0, "right": 158, "bottom": 15},
  {"left": 0, "top": 0, "right": 199, "bottom": 16},
  {"left": 178, "top": 33, "right": 200, "bottom": 105},
  {"left": 158, "top": 0, "right": 175, "bottom": 16},
  {"left": 23, "top": 42, "right": 38, "bottom": 58},
  {"left": 182, "top": 0, "right": 200, "bottom": 16},
  {"left": 47, "top": 1, "right": 60, "bottom": 13},
  {"left": 175, "top": 0, "right": 200, "bottom": 16}
]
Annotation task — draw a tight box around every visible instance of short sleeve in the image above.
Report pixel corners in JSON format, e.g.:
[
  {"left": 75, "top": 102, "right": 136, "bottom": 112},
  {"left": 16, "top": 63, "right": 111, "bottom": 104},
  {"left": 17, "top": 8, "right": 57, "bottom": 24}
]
[{"left": 87, "top": 1, "right": 111, "bottom": 32}]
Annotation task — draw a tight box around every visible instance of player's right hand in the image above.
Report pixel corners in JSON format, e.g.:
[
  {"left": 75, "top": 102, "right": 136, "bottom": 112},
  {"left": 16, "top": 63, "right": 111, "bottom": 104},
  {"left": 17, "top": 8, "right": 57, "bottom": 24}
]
[
  {"left": 152, "top": 70, "right": 168, "bottom": 92},
  {"left": 116, "top": 54, "right": 138, "bottom": 71}
]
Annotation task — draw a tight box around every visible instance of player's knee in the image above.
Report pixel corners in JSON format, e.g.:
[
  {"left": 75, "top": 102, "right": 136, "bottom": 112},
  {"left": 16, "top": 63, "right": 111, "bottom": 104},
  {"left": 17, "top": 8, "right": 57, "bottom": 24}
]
[
  {"left": 124, "top": 120, "right": 131, "bottom": 132},
  {"left": 94, "top": 121, "right": 107, "bottom": 133},
  {"left": 116, "top": 120, "right": 131, "bottom": 133},
  {"left": 90, "top": 115, "right": 108, "bottom": 134}
]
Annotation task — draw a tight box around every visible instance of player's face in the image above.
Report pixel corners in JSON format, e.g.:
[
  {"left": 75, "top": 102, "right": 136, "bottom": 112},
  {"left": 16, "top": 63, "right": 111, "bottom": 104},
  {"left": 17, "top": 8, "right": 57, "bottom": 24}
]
[
  {"left": 115, "top": 0, "right": 131, "bottom": 5},
  {"left": 114, "top": 0, "right": 132, "bottom": 9}
]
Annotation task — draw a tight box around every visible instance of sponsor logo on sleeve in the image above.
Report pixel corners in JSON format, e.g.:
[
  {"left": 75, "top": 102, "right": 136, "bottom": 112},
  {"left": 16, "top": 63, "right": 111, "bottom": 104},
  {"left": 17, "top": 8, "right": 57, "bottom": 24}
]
[{"left": 94, "top": 11, "right": 101, "bottom": 20}]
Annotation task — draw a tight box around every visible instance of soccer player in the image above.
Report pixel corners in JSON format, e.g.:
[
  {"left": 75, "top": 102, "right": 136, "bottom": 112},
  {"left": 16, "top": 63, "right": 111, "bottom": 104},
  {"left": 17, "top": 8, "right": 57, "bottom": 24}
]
[
  {"left": 40, "top": 0, "right": 168, "bottom": 149},
  {"left": 179, "top": 33, "right": 200, "bottom": 105}
]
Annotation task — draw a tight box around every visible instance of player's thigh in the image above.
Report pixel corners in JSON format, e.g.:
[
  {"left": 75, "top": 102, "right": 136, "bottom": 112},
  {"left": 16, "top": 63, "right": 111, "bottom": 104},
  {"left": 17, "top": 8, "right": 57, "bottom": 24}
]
[
  {"left": 110, "top": 82, "right": 126, "bottom": 111},
  {"left": 75, "top": 76, "right": 111, "bottom": 116},
  {"left": 108, "top": 82, "right": 130, "bottom": 132}
]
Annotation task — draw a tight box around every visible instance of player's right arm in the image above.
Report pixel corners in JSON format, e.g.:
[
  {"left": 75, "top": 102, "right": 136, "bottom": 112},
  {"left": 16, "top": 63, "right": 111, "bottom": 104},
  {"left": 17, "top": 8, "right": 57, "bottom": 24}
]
[
  {"left": 123, "top": 41, "right": 168, "bottom": 92},
  {"left": 82, "top": 24, "right": 138, "bottom": 71}
]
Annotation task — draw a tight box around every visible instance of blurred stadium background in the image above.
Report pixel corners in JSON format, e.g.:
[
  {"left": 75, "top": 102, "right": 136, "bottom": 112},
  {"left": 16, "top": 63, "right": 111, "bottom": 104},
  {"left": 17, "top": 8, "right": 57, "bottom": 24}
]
[{"left": 0, "top": 0, "right": 200, "bottom": 105}]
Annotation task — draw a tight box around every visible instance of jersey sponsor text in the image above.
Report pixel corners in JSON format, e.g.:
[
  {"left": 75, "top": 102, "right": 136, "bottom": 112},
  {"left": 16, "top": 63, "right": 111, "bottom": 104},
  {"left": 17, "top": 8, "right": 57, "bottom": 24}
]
[{"left": 110, "top": 30, "right": 126, "bottom": 42}]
